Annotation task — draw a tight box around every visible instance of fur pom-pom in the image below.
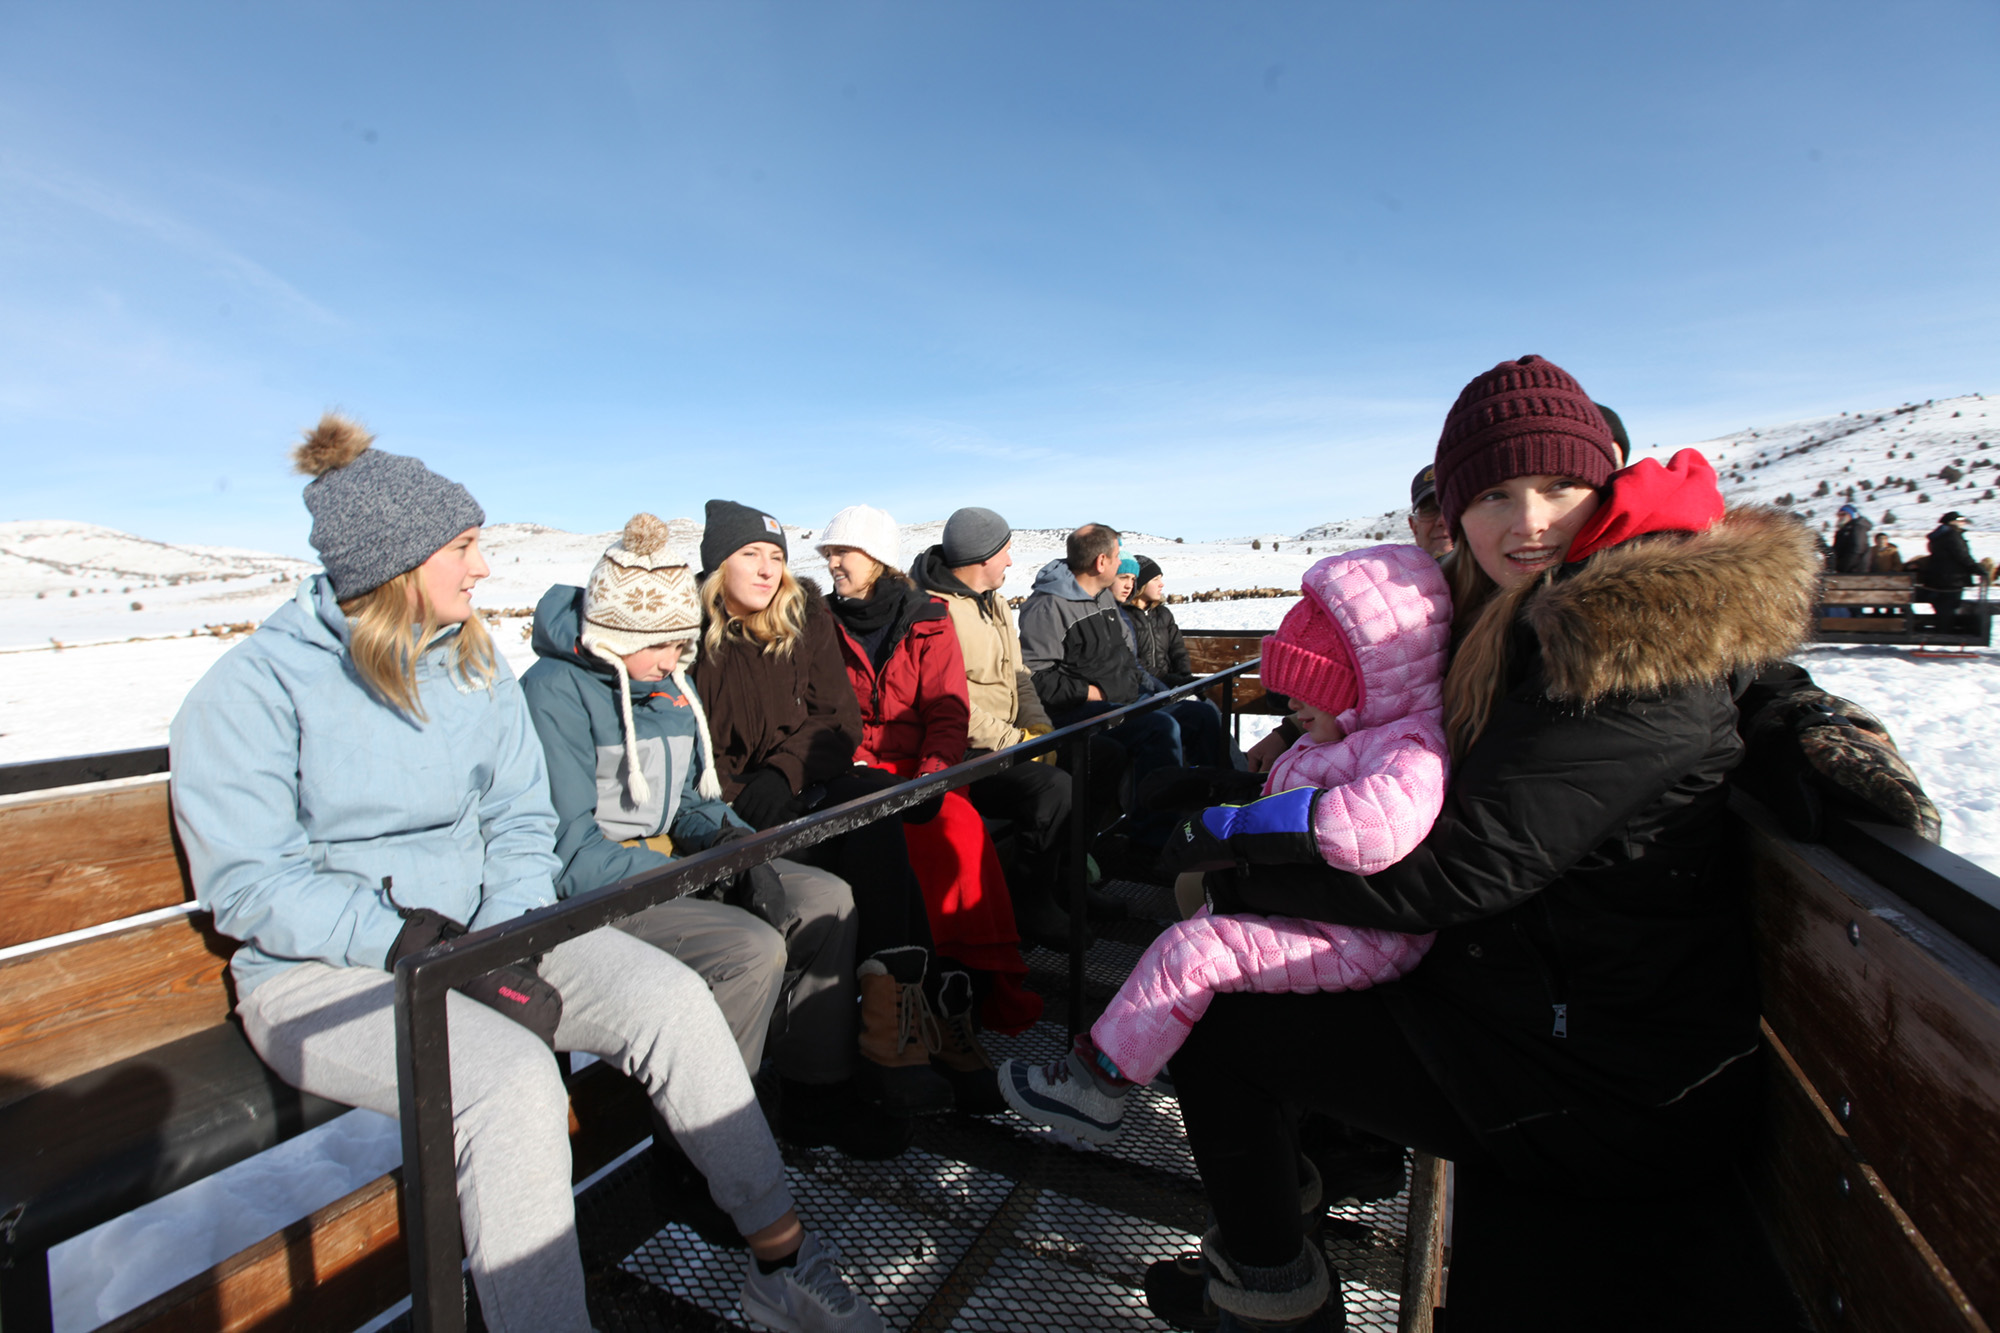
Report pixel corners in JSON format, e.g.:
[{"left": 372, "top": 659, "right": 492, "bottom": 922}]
[
  {"left": 292, "top": 414, "right": 374, "bottom": 477},
  {"left": 621, "top": 512, "right": 670, "bottom": 557}
]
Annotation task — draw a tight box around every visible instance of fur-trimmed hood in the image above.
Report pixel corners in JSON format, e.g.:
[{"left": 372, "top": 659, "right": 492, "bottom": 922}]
[{"left": 1525, "top": 506, "right": 1820, "bottom": 703}]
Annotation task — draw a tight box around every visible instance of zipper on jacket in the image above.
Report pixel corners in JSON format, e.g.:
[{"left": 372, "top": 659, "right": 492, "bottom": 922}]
[{"left": 1515, "top": 905, "right": 1571, "bottom": 1039}]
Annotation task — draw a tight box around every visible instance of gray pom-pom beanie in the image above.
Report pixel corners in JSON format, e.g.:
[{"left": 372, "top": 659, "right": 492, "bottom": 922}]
[{"left": 292, "top": 414, "right": 487, "bottom": 599}]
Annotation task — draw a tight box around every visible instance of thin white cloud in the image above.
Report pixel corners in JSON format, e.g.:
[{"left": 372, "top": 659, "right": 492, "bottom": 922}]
[{"left": 0, "top": 154, "right": 340, "bottom": 327}]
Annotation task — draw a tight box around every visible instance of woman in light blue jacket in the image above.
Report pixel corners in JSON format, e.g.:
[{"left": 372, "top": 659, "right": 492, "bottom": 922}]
[{"left": 169, "top": 416, "right": 879, "bottom": 1333}]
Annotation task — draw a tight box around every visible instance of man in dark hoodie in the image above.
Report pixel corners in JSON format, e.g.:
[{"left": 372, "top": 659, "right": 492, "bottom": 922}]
[{"left": 1018, "top": 523, "right": 1186, "bottom": 852}]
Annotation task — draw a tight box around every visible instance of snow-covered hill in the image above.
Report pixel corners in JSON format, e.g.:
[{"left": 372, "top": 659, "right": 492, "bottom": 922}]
[{"left": 1639, "top": 393, "right": 1998, "bottom": 539}]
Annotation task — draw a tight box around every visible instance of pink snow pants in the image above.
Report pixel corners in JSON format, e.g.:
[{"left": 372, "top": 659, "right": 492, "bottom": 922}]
[{"left": 1090, "top": 908, "right": 1433, "bottom": 1086}]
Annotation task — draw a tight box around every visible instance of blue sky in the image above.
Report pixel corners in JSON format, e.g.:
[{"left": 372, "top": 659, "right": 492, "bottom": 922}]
[{"left": 2, "top": 2, "right": 1995, "bottom": 556}]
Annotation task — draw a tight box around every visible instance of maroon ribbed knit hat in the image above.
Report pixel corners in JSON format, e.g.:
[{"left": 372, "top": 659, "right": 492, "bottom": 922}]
[{"left": 1433, "top": 356, "right": 1621, "bottom": 530}]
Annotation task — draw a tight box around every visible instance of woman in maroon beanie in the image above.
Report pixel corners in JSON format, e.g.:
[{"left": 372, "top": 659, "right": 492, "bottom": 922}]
[{"left": 1148, "top": 356, "right": 1825, "bottom": 1331}]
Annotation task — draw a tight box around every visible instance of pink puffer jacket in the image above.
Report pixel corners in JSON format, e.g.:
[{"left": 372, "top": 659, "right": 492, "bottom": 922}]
[
  {"left": 1089, "top": 546, "right": 1451, "bottom": 1085},
  {"left": 1266, "top": 543, "right": 1451, "bottom": 871}
]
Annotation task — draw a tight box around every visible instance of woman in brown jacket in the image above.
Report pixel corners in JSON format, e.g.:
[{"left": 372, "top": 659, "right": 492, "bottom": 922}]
[{"left": 691, "top": 499, "right": 953, "bottom": 1116}]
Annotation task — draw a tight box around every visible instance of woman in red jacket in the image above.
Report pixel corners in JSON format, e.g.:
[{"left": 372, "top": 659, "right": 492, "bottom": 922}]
[{"left": 818, "top": 506, "right": 1043, "bottom": 1060}]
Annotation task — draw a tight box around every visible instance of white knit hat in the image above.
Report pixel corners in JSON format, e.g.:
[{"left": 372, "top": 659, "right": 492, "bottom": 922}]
[
  {"left": 816, "top": 504, "right": 902, "bottom": 572},
  {"left": 580, "top": 513, "right": 721, "bottom": 806}
]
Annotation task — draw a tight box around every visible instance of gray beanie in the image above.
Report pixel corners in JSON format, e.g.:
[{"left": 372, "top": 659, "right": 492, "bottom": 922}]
[
  {"left": 292, "top": 414, "right": 486, "bottom": 600},
  {"left": 700, "top": 498, "right": 788, "bottom": 577},
  {"left": 942, "top": 506, "right": 1012, "bottom": 567}
]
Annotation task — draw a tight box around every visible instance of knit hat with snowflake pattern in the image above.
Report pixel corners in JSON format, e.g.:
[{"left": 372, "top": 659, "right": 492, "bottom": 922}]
[{"left": 581, "top": 513, "right": 720, "bottom": 805}]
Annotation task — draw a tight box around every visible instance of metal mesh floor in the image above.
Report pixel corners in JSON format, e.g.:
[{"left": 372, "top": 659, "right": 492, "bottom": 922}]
[{"left": 573, "top": 880, "right": 1422, "bottom": 1332}]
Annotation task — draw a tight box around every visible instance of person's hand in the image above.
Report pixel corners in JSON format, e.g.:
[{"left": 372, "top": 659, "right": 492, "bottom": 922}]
[
  {"left": 459, "top": 962, "right": 564, "bottom": 1050},
  {"left": 704, "top": 824, "right": 785, "bottom": 920},
  {"left": 1155, "top": 814, "right": 1238, "bottom": 879},
  {"left": 1020, "top": 723, "right": 1060, "bottom": 765},
  {"left": 1245, "top": 730, "right": 1287, "bottom": 774},
  {"left": 1086, "top": 684, "right": 1104, "bottom": 702},
  {"left": 1744, "top": 687, "right": 1942, "bottom": 842},
  {"left": 730, "top": 767, "right": 798, "bottom": 831},
  {"left": 386, "top": 906, "right": 466, "bottom": 969},
  {"left": 1136, "top": 766, "right": 1267, "bottom": 814}
]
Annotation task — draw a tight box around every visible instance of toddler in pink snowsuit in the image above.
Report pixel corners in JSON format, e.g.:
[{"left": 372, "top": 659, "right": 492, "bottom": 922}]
[{"left": 1000, "top": 545, "right": 1450, "bottom": 1144}]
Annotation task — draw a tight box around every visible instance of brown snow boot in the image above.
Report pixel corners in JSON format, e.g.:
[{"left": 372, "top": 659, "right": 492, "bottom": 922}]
[
  {"left": 854, "top": 947, "right": 952, "bottom": 1114},
  {"left": 929, "top": 969, "right": 1006, "bottom": 1115}
]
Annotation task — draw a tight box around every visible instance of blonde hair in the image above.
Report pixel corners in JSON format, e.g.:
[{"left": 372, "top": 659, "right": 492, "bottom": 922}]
[
  {"left": 702, "top": 564, "right": 811, "bottom": 658},
  {"left": 338, "top": 570, "right": 496, "bottom": 719},
  {"left": 1438, "top": 541, "right": 1545, "bottom": 760}
]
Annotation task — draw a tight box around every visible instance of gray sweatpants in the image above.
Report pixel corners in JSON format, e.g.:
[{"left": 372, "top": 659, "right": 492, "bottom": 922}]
[
  {"left": 623, "top": 857, "right": 860, "bottom": 1085},
  {"left": 238, "top": 927, "right": 791, "bottom": 1333}
]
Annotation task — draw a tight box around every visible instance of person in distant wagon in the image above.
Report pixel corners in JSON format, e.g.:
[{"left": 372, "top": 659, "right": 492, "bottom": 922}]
[
  {"left": 1921, "top": 510, "right": 1981, "bottom": 628},
  {"left": 1832, "top": 504, "right": 1875, "bottom": 574},
  {"left": 1869, "top": 530, "right": 1903, "bottom": 573}
]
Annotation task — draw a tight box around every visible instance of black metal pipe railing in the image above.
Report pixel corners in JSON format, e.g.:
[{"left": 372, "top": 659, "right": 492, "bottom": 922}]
[{"left": 390, "top": 659, "right": 1260, "bottom": 1333}]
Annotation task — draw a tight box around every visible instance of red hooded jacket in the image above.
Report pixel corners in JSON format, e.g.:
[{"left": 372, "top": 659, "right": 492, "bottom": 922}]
[{"left": 829, "top": 587, "right": 972, "bottom": 778}]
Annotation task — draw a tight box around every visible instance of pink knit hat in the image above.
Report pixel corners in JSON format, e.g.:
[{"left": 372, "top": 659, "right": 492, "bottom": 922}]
[{"left": 1260, "top": 595, "right": 1360, "bottom": 718}]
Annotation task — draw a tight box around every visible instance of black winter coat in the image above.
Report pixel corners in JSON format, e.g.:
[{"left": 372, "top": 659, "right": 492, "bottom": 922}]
[
  {"left": 1924, "top": 523, "right": 1980, "bottom": 589},
  {"left": 1128, "top": 602, "right": 1194, "bottom": 686},
  {"left": 1215, "top": 508, "right": 1821, "bottom": 1192},
  {"left": 1831, "top": 516, "right": 1873, "bottom": 574},
  {"left": 691, "top": 578, "right": 862, "bottom": 803}
]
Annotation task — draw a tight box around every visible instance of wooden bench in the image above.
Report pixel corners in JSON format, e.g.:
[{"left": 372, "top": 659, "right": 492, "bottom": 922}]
[
  {"left": 0, "top": 754, "right": 655, "bottom": 1333},
  {"left": 1817, "top": 573, "right": 1993, "bottom": 647}
]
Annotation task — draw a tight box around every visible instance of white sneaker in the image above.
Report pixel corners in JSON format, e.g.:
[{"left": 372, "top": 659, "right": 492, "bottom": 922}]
[
  {"left": 998, "top": 1052, "right": 1130, "bottom": 1145},
  {"left": 740, "top": 1231, "right": 883, "bottom": 1333}
]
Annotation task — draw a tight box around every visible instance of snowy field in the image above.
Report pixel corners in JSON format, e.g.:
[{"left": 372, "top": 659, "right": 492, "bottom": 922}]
[{"left": 9, "top": 392, "right": 2000, "bottom": 1330}]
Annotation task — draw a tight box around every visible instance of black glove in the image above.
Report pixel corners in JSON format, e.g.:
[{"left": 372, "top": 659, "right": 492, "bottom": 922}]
[
  {"left": 459, "top": 961, "right": 565, "bottom": 1050},
  {"left": 386, "top": 906, "right": 466, "bottom": 968},
  {"left": 730, "top": 767, "right": 799, "bottom": 831},
  {"left": 1742, "top": 678, "right": 1941, "bottom": 842},
  {"left": 385, "top": 904, "right": 564, "bottom": 1049},
  {"left": 1155, "top": 814, "right": 1239, "bottom": 879},
  {"left": 901, "top": 789, "right": 946, "bottom": 825},
  {"left": 707, "top": 825, "right": 786, "bottom": 919},
  {"left": 1136, "top": 765, "right": 1267, "bottom": 815}
]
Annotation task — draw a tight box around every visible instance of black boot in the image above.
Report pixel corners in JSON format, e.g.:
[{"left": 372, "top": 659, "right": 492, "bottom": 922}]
[
  {"left": 647, "top": 1108, "right": 745, "bottom": 1249},
  {"left": 927, "top": 969, "right": 1007, "bottom": 1114},
  {"left": 777, "top": 1077, "right": 914, "bottom": 1160}
]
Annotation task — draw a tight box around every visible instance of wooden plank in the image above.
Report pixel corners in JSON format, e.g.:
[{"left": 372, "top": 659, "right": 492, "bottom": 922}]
[
  {"left": 1751, "top": 1023, "right": 1988, "bottom": 1333},
  {"left": 1816, "top": 617, "right": 1911, "bottom": 635},
  {"left": 1747, "top": 812, "right": 2000, "bottom": 1324},
  {"left": 105, "top": 1173, "right": 406, "bottom": 1333},
  {"left": 0, "top": 915, "right": 236, "bottom": 1108},
  {"left": 1397, "top": 1154, "right": 1447, "bottom": 1333},
  {"left": 1824, "top": 575, "right": 1913, "bottom": 590},
  {"left": 0, "top": 779, "right": 194, "bottom": 947},
  {"left": 109, "top": 1065, "right": 655, "bottom": 1333},
  {"left": 1820, "top": 589, "right": 1913, "bottom": 606}
]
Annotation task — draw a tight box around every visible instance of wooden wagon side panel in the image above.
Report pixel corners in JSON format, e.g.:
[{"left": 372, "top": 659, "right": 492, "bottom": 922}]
[{"left": 1745, "top": 807, "right": 2000, "bottom": 1325}]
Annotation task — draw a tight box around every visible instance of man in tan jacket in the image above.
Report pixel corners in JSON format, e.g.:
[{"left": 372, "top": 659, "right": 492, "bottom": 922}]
[{"left": 912, "top": 508, "right": 1075, "bottom": 948}]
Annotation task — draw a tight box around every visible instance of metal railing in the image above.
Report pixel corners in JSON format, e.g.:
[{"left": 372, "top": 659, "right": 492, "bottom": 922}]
[{"left": 387, "top": 660, "right": 1260, "bottom": 1333}]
